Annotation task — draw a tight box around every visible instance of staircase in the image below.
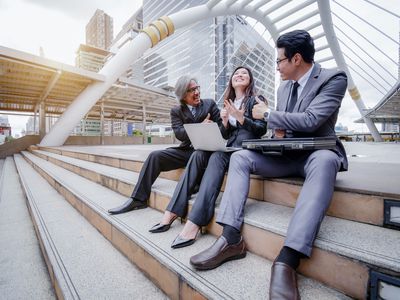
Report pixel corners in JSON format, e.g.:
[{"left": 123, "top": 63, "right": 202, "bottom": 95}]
[{"left": 1, "top": 143, "right": 399, "bottom": 299}]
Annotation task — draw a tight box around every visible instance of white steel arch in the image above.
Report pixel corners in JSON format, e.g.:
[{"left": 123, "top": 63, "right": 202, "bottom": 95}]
[{"left": 40, "top": 0, "right": 382, "bottom": 146}]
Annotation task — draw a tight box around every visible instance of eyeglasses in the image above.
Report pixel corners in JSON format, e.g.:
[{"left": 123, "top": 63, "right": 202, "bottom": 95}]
[
  {"left": 276, "top": 57, "right": 289, "bottom": 65},
  {"left": 186, "top": 86, "right": 200, "bottom": 93}
]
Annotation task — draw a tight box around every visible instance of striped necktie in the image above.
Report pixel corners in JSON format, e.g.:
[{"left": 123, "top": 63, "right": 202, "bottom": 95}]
[{"left": 191, "top": 106, "right": 197, "bottom": 118}]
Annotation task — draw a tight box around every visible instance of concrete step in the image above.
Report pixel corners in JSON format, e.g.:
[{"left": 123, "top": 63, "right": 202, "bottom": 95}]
[
  {"left": 32, "top": 147, "right": 399, "bottom": 228},
  {"left": 21, "top": 150, "right": 400, "bottom": 299},
  {"left": 13, "top": 154, "right": 167, "bottom": 299},
  {"left": 0, "top": 157, "right": 55, "bottom": 299},
  {"left": 20, "top": 150, "right": 349, "bottom": 299}
]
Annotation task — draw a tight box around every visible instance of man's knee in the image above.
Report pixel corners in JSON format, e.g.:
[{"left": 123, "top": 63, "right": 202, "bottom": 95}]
[
  {"left": 308, "top": 150, "right": 340, "bottom": 172},
  {"left": 146, "top": 149, "right": 165, "bottom": 163},
  {"left": 230, "top": 150, "right": 252, "bottom": 169}
]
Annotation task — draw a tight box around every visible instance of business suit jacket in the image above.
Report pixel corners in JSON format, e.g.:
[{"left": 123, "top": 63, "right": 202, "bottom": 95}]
[
  {"left": 171, "top": 98, "right": 221, "bottom": 149},
  {"left": 268, "top": 63, "right": 348, "bottom": 171},
  {"left": 220, "top": 96, "right": 267, "bottom": 147}
]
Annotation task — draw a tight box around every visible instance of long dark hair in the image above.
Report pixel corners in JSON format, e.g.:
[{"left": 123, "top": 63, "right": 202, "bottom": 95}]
[{"left": 223, "top": 66, "right": 255, "bottom": 108}]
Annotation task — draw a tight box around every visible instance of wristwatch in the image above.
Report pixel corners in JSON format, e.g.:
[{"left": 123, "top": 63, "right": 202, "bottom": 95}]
[{"left": 263, "top": 111, "right": 269, "bottom": 121}]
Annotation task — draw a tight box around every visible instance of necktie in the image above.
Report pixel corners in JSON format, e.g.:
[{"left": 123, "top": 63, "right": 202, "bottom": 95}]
[
  {"left": 191, "top": 106, "right": 197, "bottom": 118},
  {"left": 287, "top": 81, "right": 299, "bottom": 112}
]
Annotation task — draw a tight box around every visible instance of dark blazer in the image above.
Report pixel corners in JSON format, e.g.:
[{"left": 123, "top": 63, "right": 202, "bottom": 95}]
[
  {"left": 170, "top": 98, "right": 221, "bottom": 149},
  {"left": 220, "top": 96, "right": 267, "bottom": 147},
  {"left": 268, "top": 63, "right": 348, "bottom": 171}
]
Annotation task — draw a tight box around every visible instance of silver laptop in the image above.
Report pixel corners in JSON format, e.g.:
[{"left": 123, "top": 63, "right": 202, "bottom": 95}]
[{"left": 184, "top": 123, "right": 241, "bottom": 152}]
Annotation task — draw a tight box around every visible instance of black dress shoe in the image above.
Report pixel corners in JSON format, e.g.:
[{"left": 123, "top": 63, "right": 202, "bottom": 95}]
[
  {"left": 190, "top": 236, "right": 246, "bottom": 270},
  {"left": 149, "top": 216, "right": 178, "bottom": 233},
  {"left": 171, "top": 235, "right": 196, "bottom": 249},
  {"left": 171, "top": 229, "right": 199, "bottom": 249},
  {"left": 108, "top": 198, "right": 147, "bottom": 215},
  {"left": 269, "top": 261, "right": 300, "bottom": 300}
]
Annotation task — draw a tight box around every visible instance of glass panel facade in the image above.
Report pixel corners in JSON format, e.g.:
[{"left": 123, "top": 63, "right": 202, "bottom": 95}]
[{"left": 142, "top": 0, "right": 275, "bottom": 107}]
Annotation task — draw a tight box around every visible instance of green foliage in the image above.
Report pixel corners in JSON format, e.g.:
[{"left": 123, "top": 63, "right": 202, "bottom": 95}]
[{"left": 5, "top": 136, "right": 15, "bottom": 143}]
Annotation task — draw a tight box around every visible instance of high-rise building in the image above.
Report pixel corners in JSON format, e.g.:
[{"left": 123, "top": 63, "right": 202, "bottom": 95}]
[
  {"left": 86, "top": 9, "right": 114, "bottom": 50},
  {"left": 26, "top": 116, "right": 36, "bottom": 135},
  {"left": 110, "top": 9, "right": 144, "bottom": 82},
  {"left": 75, "top": 44, "right": 110, "bottom": 72},
  {"left": 140, "top": 0, "right": 275, "bottom": 107}
]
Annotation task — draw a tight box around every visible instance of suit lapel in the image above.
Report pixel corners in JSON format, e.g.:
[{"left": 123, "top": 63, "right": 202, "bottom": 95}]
[
  {"left": 193, "top": 100, "right": 204, "bottom": 121},
  {"left": 279, "top": 81, "right": 292, "bottom": 112},
  {"left": 294, "top": 64, "right": 322, "bottom": 112},
  {"left": 181, "top": 104, "right": 194, "bottom": 121}
]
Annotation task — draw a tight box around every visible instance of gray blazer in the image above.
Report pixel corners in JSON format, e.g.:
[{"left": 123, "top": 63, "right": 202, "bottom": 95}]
[{"left": 268, "top": 63, "right": 348, "bottom": 171}]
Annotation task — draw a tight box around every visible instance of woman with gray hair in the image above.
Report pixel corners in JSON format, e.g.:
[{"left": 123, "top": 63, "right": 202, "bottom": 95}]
[{"left": 108, "top": 75, "right": 221, "bottom": 215}]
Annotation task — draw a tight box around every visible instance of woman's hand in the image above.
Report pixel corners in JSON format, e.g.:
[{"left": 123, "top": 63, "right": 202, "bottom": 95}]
[
  {"left": 220, "top": 108, "right": 229, "bottom": 127},
  {"left": 224, "top": 99, "right": 245, "bottom": 125}
]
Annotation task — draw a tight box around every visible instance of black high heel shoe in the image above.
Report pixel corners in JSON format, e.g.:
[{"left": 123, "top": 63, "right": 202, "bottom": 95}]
[
  {"left": 171, "top": 227, "right": 203, "bottom": 249},
  {"left": 149, "top": 216, "right": 178, "bottom": 233}
]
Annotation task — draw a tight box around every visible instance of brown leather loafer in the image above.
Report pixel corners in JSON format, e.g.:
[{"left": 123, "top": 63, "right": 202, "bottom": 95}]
[
  {"left": 269, "top": 262, "right": 300, "bottom": 300},
  {"left": 190, "top": 236, "right": 246, "bottom": 270}
]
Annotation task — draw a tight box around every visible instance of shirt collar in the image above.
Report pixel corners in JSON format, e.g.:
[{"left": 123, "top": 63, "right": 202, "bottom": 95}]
[{"left": 294, "top": 63, "right": 314, "bottom": 89}]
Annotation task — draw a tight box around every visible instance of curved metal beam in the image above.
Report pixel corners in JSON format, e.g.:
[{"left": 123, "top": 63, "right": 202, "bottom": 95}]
[
  {"left": 41, "top": 0, "right": 383, "bottom": 145},
  {"left": 317, "top": 0, "right": 382, "bottom": 141},
  {"left": 41, "top": 2, "right": 282, "bottom": 146}
]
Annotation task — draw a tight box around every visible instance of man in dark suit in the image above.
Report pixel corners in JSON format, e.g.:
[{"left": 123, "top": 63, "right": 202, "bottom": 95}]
[
  {"left": 190, "top": 30, "right": 348, "bottom": 299},
  {"left": 108, "top": 75, "right": 221, "bottom": 215}
]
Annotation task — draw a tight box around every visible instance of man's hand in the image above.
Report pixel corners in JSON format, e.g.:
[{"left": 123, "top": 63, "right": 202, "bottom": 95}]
[
  {"left": 274, "top": 129, "right": 286, "bottom": 138},
  {"left": 202, "top": 113, "right": 213, "bottom": 123},
  {"left": 224, "top": 99, "right": 245, "bottom": 125},
  {"left": 252, "top": 97, "right": 269, "bottom": 120}
]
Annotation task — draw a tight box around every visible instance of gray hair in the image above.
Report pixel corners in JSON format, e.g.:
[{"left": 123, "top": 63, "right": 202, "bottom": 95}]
[{"left": 174, "top": 75, "right": 198, "bottom": 105}]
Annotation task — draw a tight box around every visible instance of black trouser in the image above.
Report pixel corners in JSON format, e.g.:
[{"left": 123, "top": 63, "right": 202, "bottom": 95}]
[
  {"left": 167, "top": 150, "right": 231, "bottom": 226},
  {"left": 131, "top": 147, "right": 194, "bottom": 202}
]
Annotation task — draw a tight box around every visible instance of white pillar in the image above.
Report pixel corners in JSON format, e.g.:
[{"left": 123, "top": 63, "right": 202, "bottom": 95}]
[
  {"left": 39, "top": 102, "right": 46, "bottom": 139},
  {"left": 142, "top": 104, "right": 147, "bottom": 144},
  {"left": 100, "top": 102, "right": 104, "bottom": 145}
]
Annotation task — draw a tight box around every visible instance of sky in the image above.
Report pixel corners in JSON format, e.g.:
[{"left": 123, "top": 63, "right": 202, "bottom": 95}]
[
  {"left": 0, "top": 0, "right": 143, "bottom": 136},
  {"left": 0, "top": 0, "right": 399, "bottom": 137}
]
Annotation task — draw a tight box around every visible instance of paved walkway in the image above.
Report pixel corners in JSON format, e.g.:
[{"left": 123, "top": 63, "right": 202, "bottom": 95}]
[{"left": 49, "top": 142, "right": 400, "bottom": 197}]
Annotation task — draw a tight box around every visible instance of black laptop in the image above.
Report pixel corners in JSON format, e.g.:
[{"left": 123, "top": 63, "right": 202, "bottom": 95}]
[{"left": 242, "top": 137, "right": 337, "bottom": 155}]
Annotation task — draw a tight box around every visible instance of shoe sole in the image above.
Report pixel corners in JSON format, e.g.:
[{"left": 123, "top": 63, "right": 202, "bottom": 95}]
[
  {"left": 191, "top": 252, "right": 247, "bottom": 270},
  {"left": 108, "top": 204, "right": 147, "bottom": 215},
  {"left": 171, "top": 239, "right": 196, "bottom": 249},
  {"left": 149, "top": 225, "right": 171, "bottom": 233}
]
